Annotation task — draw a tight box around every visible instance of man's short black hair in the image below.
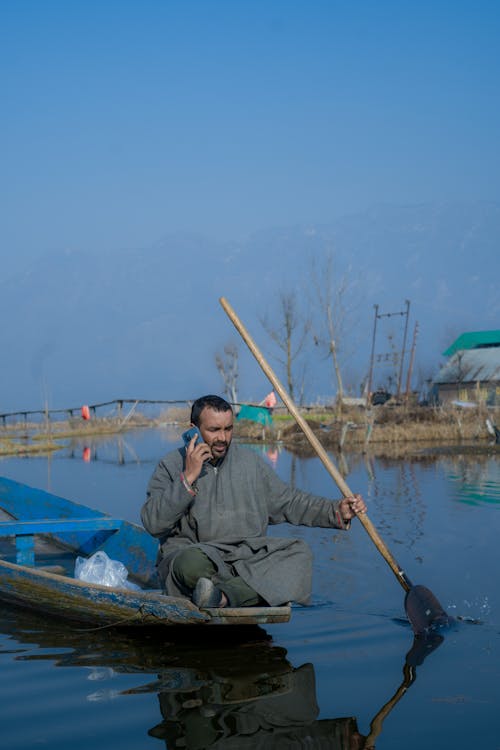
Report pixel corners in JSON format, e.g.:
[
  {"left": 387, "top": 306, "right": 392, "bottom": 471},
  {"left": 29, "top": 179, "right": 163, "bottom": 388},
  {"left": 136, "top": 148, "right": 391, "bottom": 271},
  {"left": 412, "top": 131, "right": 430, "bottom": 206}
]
[{"left": 191, "top": 395, "right": 233, "bottom": 426}]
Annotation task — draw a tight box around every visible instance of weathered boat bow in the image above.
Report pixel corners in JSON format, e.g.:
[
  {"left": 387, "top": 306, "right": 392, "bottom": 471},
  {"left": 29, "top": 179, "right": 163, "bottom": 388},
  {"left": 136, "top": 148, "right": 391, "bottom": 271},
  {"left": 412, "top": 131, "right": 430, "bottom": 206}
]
[{"left": 0, "top": 476, "right": 291, "bottom": 628}]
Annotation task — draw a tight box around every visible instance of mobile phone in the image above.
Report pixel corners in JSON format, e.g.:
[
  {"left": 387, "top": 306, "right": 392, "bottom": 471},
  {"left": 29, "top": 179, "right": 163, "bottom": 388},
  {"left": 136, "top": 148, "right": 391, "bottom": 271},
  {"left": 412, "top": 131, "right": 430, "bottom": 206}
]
[{"left": 181, "top": 426, "right": 203, "bottom": 446}]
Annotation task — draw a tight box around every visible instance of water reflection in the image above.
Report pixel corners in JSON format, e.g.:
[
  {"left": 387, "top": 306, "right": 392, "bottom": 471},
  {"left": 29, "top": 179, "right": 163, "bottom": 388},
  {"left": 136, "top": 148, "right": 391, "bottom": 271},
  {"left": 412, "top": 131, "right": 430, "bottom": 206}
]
[
  {"left": 0, "top": 606, "right": 443, "bottom": 749},
  {"left": 0, "top": 435, "right": 498, "bottom": 749},
  {"left": 148, "top": 633, "right": 444, "bottom": 750},
  {"left": 363, "top": 632, "right": 443, "bottom": 749},
  {"left": 67, "top": 435, "right": 142, "bottom": 465},
  {"left": 444, "top": 455, "right": 500, "bottom": 507},
  {"left": 148, "top": 655, "right": 350, "bottom": 749}
]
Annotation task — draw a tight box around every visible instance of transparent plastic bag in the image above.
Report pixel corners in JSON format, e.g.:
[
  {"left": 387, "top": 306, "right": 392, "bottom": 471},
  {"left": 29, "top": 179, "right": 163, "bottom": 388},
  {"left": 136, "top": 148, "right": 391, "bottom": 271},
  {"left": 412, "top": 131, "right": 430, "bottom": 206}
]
[{"left": 74, "top": 551, "right": 140, "bottom": 590}]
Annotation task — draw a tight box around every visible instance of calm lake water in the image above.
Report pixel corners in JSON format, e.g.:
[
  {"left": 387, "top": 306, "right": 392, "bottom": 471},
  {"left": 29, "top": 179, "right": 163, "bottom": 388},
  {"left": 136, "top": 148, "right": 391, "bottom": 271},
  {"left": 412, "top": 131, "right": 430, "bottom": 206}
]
[{"left": 0, "top": 426, "right": 498, "bottom": 749}]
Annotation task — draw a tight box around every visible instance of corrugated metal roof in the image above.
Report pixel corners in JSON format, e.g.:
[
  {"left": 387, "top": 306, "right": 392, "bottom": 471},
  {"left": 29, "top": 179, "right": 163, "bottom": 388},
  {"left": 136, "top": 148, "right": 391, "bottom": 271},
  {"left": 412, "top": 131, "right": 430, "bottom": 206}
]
[
  {"left": 443, "top": 330, "right": 500, "bottom": 356},
  {"left": 433, "top": 348, "right": 500, "bottom": 385}
]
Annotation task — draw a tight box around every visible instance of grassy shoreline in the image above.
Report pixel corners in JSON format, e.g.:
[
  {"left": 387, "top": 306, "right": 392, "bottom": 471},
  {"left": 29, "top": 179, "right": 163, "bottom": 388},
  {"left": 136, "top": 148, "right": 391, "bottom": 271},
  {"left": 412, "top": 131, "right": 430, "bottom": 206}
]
[{"left": 1, "top": 403, "right": 498, "bottom": 458}]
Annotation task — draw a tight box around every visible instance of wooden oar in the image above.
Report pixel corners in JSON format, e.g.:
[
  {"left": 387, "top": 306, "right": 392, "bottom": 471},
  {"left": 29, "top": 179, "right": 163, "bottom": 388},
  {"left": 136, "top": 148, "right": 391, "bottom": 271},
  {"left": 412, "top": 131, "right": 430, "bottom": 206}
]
[{"left": 220, "top": 296, "right": 450, "bottom": 634}]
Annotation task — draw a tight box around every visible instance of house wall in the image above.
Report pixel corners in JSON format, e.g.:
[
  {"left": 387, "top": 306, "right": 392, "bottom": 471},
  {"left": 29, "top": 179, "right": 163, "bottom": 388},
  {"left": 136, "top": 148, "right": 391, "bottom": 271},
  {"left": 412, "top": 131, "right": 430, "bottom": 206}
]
[{"left": 436, "top": 382, "right": 500, "bottom": 406}]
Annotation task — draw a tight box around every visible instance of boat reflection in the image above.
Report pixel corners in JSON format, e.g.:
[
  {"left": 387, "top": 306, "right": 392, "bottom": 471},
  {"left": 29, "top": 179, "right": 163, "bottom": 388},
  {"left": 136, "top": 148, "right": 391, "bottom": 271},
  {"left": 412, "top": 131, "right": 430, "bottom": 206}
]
[
  {"left": 146, "top": 632, "right": 443, "bottom": 749},
  {"left": 146, "top": 652, "right": 362, "bottom": 749},
  {"left": 0, "top": 607, "right": 443, "bottom": 749}
]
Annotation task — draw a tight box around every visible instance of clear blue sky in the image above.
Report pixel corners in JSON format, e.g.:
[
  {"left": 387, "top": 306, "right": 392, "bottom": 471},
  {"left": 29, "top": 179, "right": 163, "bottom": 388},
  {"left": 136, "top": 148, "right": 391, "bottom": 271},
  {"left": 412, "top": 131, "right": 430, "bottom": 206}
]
[{"left": 2, "top": 0, "right": 499, "bottom": 259}]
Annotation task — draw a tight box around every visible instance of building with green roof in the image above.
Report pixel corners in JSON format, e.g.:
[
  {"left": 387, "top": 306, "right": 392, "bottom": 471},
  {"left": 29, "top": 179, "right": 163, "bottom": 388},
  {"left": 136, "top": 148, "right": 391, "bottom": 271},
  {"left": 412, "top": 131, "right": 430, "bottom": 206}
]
[
  {"left": 433, "top": 330, "right": 500, "bottom": 406},
  {"left": 443, "top": 330, "right": 500, "bottom": 357}
]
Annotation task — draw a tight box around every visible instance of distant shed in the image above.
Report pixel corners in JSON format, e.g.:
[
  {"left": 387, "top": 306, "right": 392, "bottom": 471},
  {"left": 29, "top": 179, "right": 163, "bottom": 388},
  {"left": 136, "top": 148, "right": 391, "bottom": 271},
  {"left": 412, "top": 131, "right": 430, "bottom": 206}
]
[{"left": 432, "top": 330, "right": 500, "bottom": 406}]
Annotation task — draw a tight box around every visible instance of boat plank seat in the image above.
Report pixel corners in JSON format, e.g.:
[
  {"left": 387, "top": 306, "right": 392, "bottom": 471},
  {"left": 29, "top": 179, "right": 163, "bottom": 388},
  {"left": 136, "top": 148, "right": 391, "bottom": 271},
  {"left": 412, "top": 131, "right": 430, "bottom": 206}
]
[{"left": 0, "top": 517, "right": 122, "bottom": 567}]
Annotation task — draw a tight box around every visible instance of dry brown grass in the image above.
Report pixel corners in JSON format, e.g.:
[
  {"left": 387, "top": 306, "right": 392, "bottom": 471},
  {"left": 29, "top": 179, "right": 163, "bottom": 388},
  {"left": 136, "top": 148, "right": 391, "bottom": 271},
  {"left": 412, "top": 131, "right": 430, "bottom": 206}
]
[
  {"left": 0, "top": 403, "right": 498, "bottom": 457},
  {"left": 0, "top": 437, "right": 62, "bottom": 456},
  {"left": 236, "top": 403, "right": 499, "bottom": 458},
  {"left": 158, "top": 406, "right": 191, "bottom": 425}
]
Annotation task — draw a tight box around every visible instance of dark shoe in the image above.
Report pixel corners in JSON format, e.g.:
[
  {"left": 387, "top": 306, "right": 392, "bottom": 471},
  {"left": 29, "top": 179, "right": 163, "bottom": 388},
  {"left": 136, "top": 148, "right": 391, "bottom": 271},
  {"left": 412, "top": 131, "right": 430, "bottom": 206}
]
[{"left": 192, "top": 577, "right": 223, "bottom": 608}]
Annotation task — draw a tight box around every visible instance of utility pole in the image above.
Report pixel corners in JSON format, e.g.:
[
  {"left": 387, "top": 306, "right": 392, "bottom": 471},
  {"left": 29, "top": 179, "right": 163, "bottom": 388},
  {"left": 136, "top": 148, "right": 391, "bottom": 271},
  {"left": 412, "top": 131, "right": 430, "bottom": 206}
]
[
  {"left": 397, "top": 300, "right": 410, "bottom": 398},
  {"left": 367, "top": 300, "right": 411, "bottom": 400},
  {"left": 405, "top": 321, "right": 419, "bottom": 400},
  {"left": 367, "top": 304, "right": 379, "bottom": 399}
]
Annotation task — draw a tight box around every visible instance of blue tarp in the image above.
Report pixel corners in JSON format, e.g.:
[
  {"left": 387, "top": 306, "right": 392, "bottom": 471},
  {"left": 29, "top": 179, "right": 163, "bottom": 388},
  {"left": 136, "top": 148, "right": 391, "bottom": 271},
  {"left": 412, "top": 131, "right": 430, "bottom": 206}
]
[{"left": 236, "top": 405, "right": 273, "bottom": 426}]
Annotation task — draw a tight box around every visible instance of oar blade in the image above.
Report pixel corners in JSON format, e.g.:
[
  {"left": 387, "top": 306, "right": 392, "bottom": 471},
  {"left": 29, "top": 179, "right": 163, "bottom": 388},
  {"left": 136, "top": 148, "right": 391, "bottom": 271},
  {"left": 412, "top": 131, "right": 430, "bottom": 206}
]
[{"left": 405, "top": 584, "right": 451, "bottom": 634}]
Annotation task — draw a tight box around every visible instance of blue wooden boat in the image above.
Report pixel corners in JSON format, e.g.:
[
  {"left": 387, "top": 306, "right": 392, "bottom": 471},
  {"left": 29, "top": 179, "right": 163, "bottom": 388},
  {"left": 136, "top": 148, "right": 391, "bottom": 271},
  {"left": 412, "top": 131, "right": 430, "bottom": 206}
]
[{"left": 0, "top": 476, "right": 291, "bottom": 627}]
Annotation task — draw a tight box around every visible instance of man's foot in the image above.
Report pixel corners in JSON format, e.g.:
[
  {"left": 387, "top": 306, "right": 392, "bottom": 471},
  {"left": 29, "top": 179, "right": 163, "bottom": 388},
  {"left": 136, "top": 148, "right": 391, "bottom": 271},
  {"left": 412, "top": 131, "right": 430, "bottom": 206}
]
[{"left": 192, "top": 577, "right": 226, "bottom": 608}]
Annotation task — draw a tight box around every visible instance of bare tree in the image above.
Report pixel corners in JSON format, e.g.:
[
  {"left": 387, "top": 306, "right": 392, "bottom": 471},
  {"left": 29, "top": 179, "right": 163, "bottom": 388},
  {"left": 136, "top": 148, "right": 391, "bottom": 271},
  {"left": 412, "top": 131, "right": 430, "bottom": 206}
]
[
  {"left": 310, "top": 251, "right": 357, "bottom": 405},
  {"left": 260, "top": 290, "right": 310, "bottom": 401},
  {"left": 215, "top": 343, "right": 239, "bottom": 404}
]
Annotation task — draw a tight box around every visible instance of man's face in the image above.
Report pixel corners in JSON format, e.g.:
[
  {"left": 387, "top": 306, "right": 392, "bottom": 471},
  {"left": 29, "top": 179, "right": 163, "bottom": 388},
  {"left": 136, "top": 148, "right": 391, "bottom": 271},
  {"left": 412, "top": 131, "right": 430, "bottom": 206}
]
[{"left": 197, "top": 407, "right": 234, "bottom": 460}]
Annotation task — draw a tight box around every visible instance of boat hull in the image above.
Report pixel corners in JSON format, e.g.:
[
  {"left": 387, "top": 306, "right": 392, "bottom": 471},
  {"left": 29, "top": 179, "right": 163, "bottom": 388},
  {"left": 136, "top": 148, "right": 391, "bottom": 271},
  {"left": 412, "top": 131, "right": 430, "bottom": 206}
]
[{"left": 0, "top": 477, "right": 291, "bottom": 627}]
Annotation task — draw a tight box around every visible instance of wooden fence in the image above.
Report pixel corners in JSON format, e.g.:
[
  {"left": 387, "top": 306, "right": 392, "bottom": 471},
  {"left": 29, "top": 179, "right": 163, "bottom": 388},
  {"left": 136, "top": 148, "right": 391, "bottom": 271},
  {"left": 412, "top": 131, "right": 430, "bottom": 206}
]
[{"left": 0, "top": 399, "right": 191, "bottom": 427}]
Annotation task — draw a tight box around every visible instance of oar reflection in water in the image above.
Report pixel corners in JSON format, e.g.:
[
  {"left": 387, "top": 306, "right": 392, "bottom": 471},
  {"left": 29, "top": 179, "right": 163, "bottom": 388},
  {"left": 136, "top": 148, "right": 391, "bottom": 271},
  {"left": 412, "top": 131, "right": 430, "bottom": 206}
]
[
  {"left": 146, "top": 634, "right": 444, "bottom": 750},
  {"left": 146, "top": 650, "right": 362, "bottom": 749},
  {"left": 1, "top": 606, "right": 443, "bottom": 749},
  {"left": 362, "top": 632, "right": 444, "bottom": 749}
]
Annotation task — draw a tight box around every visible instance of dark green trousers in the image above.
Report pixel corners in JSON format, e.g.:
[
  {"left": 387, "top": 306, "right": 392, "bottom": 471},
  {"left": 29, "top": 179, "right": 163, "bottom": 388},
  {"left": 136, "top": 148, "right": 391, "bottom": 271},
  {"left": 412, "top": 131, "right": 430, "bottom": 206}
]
[{"left": 171, "top": 547, "right": 263, "bottom": 607}]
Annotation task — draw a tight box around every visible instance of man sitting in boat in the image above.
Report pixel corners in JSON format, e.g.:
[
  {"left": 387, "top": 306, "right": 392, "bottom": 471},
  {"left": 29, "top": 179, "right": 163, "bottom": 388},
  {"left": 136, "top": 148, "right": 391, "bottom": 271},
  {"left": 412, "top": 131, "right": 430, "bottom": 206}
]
[{"left": 141, "top": 395, "right": 366, "bottom": 609}]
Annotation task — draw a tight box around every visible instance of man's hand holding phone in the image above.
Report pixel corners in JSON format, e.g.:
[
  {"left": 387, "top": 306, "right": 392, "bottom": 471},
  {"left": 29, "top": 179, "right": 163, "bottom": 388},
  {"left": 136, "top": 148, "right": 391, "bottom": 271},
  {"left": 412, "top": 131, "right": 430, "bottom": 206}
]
[{"left": 182, "top": 427, "right": 212, "bottom": 485}]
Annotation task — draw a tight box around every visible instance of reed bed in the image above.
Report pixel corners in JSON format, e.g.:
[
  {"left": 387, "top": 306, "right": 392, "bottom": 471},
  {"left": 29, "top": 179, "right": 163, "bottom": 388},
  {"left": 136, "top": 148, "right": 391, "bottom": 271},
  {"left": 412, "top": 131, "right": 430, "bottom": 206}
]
[
  {"left": 0, "top": 403, "right": 498, "bottom": 457},
  {"left": 236, "top": 403, "right": 499, "bottom": 457}
]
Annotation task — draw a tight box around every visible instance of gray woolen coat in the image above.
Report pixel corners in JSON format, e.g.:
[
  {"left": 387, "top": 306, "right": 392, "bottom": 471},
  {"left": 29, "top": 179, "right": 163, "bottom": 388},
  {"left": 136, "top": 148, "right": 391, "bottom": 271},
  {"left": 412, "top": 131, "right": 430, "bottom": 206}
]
[{"left": 141, "top": 442, "right": 349, "bottom": 606}]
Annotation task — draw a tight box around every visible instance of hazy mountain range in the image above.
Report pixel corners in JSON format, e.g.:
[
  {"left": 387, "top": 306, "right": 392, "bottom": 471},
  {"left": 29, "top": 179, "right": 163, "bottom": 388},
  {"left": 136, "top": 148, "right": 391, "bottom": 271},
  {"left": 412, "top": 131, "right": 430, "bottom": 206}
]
[{"left": 2, "top": 201, "right": 499, "bottom": 413}]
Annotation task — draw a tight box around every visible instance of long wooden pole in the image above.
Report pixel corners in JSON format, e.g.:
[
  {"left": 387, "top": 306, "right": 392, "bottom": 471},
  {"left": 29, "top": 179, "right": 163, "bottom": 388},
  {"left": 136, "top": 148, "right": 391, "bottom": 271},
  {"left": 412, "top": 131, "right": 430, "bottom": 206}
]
[{"left": 220, "top": 296, "right": 413, "bottom": 593}]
